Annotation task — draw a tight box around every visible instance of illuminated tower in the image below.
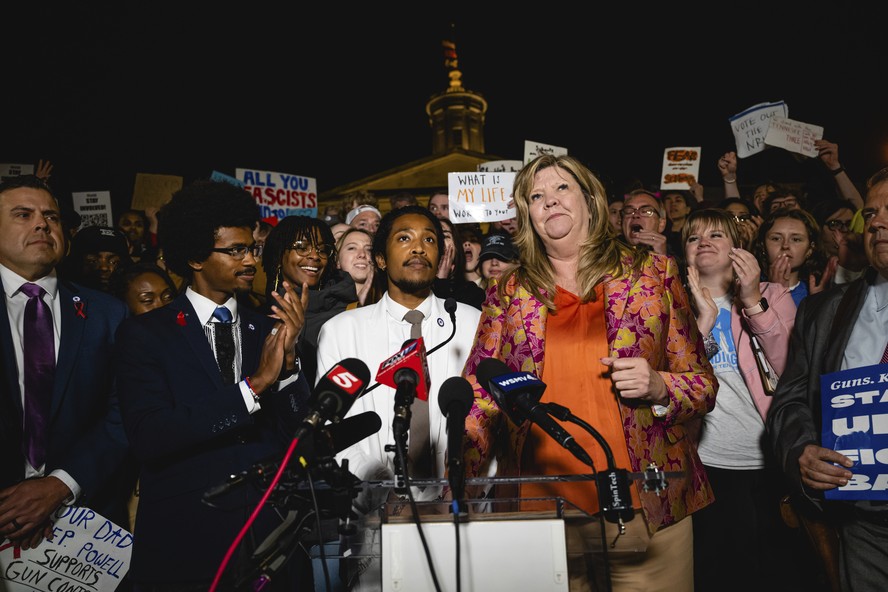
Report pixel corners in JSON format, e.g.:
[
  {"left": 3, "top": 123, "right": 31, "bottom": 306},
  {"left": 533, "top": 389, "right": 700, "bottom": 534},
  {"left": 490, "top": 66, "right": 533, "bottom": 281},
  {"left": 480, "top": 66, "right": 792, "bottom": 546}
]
[{"left": 425, "top": 26, "right": 488, "bottom": 155}]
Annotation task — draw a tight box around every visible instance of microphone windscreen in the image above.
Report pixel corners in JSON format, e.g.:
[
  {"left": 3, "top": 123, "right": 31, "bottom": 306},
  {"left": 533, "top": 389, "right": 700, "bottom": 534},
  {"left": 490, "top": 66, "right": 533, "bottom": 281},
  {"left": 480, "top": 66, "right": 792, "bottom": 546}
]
[
  {"left": 312, "top": 357, "right": 372, "bottom": 421},
  {"left": 329, "top": 411, "right": 382, "bottom": 453},
  {"left": 475, "top": 357, "right": 513, "bottom": 394},
  {"left": 444, "top": 297, "right": 457, "bottom": 315},
  {"left": 438, "top": 376, "right": 474, "bottom": 418}
]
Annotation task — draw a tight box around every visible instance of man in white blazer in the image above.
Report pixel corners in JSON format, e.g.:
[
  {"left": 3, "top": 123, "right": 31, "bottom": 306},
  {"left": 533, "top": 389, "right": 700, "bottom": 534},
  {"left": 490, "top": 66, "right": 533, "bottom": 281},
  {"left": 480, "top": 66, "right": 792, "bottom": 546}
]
[{"left": 316, "top": 206, "right": 481, "bottom": 590}]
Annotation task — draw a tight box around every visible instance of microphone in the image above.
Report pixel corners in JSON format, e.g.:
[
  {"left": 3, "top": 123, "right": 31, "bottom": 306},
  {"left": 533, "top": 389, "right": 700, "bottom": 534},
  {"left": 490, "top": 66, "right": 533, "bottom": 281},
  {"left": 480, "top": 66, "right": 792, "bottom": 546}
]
[
  {"left": 361, "top": 297, "right": 456, "bottom": 396},
  {"left": 426, "top": 297, "right": 457, "bottom": 356},
  {"left": 437, "top": 376, "right": 473, "bottom": 505},
  {"left": 544, "top": 402, "right": 634, "bottom": 524},
  {"left": 476, "top": 358, "right": 594, "bottom": 468},
  {"left": 376, "top": 337, "right": 430, "bottom": 402},
  {"left": 327, "top": 411, "right": 382, "bottom": 453},
  {"left": 376, "top": 338, "right": 431, "bottom": 439},
  {"left": 203, "top": 412, "right": 382, "bottom": 503},
  {"left": 296, "top": 358, "right": 371, "bottom": 441}
]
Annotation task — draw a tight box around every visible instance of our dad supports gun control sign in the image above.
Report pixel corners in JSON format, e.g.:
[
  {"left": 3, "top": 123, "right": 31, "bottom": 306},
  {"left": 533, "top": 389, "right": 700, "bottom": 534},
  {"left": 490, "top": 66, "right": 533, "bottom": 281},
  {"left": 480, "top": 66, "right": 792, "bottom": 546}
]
[
  {"left": 821, "top": 364, "right": 888, "bottom": 500},
  {"left": 0, "top": 506, "right": 132, "bottom": 591}
]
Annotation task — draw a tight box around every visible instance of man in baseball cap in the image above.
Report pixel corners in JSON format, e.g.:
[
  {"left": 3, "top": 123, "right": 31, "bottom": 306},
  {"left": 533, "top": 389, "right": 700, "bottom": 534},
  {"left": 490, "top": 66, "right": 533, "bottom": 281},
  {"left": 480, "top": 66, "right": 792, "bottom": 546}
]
[
  {"left": 345, "top": 204, "right": 382, "bottom": 234},
  {"left": 61, "top": 225, "right": 133, "bottom": 292}
]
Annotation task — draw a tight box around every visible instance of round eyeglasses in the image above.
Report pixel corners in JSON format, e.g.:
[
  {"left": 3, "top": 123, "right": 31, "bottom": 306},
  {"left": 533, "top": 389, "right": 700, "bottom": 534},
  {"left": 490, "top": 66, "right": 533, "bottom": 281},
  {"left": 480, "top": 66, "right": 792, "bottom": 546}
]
[{"left": 287, "top": 241, "right": 334, "bottom": 258}]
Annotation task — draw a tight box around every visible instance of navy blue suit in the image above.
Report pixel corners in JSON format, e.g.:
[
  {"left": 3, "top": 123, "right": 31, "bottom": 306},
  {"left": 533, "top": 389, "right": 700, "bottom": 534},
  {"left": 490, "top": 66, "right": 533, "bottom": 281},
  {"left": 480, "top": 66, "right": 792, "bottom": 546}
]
[
  {"left": 115, "top": 293, "right": 310, "bottom": 586},
  {"left": 0, "top": 280, "right": 131, "bottom": 526}
]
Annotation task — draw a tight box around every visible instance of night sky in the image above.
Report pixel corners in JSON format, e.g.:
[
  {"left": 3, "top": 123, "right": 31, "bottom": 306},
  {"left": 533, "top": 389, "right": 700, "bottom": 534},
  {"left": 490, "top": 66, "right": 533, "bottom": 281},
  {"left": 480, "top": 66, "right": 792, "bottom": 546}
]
[{"left": 4, "top": 5, "right": 887, "bottom": 213}]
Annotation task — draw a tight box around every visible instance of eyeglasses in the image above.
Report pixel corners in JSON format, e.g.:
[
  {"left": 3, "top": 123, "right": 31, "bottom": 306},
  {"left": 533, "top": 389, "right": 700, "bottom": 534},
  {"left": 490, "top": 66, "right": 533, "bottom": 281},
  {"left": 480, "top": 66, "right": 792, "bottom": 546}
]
[
  {"left": 286, "top": 240, "right": 334, "bottom": 258},
  {"left": 732, "top": 214, "right": 752, "bottom": 223},
  {"left": 769, "top": 198, "right": 798, "bottom": 211},
  {"left": 621, "top": 205, "right": 659, "bottom": 218},
  {"left": 825, "top": 219, "right": 850, "bottom": 232},
  {"left": 210, "top": 244, "right": 263, "bottom": 260}
]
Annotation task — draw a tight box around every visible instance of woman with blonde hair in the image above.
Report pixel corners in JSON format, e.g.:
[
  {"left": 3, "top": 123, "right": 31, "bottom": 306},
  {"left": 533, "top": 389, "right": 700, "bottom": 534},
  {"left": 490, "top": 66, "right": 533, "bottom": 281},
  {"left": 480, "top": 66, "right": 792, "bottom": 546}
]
[{"left": 463, "top": 154, "right": 716, "bottom": 591}]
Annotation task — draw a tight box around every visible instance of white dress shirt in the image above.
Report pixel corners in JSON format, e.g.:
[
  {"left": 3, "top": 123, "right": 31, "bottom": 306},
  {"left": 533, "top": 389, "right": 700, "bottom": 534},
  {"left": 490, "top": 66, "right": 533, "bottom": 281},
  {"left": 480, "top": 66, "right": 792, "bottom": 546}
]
[{"left": 317, "top": 292, "right": 480, "bottom": 503}]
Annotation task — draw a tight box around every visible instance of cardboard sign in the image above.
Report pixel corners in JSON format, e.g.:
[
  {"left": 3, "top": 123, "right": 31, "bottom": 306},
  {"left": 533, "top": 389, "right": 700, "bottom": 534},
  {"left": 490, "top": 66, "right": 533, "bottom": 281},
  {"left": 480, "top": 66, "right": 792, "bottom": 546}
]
[
  {"left": 131, "top": 173, "right": 183, "bottom": 211},
  {"left": 660, "top": 147, "right": 701, "bottom": 190},
  {"left": 821, "top": 363, "right": 888, "bottom": 500},
  {"left": 0, "top": 506, "right": 132, "bottom": 591},
  {"left": 764, "top": 116, "right": 824, "bottom": 158},
  {"left": 235, "top": 168, "right": 317, "bottom": 224},
  {"left": 447, "top": 172, "right": 515, "bottom": 224},
  {"left": 728, "top": 101, "right": 788, "bottom": 158}
]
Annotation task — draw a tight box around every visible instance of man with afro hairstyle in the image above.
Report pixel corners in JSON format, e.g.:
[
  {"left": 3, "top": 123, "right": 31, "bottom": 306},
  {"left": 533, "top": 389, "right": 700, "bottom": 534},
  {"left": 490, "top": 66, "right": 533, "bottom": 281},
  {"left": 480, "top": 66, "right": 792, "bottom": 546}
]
[{"left": 115, "top": 179, "right": 313, "bottom": 590}]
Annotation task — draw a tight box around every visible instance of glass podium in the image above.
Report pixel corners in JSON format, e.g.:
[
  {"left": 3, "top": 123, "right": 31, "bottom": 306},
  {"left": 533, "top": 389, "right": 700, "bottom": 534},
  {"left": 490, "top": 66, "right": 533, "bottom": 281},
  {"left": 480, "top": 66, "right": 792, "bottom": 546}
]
[{"left": 308, "top": 468, "right": 677, "bottom": 591}]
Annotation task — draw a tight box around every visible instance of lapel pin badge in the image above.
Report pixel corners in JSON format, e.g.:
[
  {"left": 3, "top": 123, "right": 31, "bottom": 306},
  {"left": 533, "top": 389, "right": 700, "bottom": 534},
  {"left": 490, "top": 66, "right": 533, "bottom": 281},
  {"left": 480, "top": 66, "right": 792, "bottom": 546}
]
[
  {"left": 72, "top": 296, "right": 87, "bottom": 319},
  {"left": 176, "top": 311, "right": 187, "bottom": 326},
  {"left": 437, "top": 317, "right": 445, "bottom": 327}
]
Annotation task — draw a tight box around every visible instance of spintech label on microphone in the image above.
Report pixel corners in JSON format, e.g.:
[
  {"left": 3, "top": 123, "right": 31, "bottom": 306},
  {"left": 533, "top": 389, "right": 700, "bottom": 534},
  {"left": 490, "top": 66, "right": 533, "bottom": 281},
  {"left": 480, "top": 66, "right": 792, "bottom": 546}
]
[{"left": 328, "top": 364, "right": 365, "bottom": 395}]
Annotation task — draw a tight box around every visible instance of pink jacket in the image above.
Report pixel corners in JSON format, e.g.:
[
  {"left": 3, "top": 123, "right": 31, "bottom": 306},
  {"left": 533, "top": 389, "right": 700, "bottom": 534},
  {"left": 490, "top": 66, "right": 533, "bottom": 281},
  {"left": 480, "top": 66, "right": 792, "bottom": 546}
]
[{"left": 727, "top": 282, "right": 795, "bottom": 421}]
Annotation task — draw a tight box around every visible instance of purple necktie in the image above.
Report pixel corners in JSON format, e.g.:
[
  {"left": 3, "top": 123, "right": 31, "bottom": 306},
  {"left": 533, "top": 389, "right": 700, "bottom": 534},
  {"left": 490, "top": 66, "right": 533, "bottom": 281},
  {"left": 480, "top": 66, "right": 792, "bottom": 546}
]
[
  {"left": 881, "top": 340, "right": 888, "bottom": 365},
  {"left": 20, "top": 282, "right": 55, "bottom": 469}
]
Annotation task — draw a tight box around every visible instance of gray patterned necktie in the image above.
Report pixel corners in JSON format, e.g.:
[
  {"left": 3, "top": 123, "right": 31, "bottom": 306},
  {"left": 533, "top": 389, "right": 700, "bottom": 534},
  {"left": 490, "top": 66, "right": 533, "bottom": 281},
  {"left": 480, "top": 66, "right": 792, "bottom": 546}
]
[{"left": 402, "top": 310, "right": 432, "bottom": 477}]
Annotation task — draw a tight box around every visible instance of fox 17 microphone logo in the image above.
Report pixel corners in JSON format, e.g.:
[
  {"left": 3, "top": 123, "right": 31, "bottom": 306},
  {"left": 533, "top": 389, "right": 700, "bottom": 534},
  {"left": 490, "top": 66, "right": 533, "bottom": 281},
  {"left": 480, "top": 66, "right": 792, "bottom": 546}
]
[{"left": 329, "top": 364, "right": 364, "bottom": 395}]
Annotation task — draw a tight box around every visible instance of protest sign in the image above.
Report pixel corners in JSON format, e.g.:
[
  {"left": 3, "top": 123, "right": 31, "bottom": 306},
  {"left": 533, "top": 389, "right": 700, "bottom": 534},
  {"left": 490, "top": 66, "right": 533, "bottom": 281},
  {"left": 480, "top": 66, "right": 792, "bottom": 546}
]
[
  {"left": 764, "top": 116, "right": 824, "bottom": 158},
  {"left": 477, "top": 160, "right": 522, "bottom": 173},
  {"left": 72, "top": 191, "right": 113, "bottom": 228},
  {"left": 447, "top": 172, "right": 515, "bottom": 224},
  {"left": 210, "top": 170, "right": 244, "bottom": 187},
  {"left": 728, "top": 101, "right": 788, "bottom": 158},
  {"left": 0, "top": 506, "right": 132, "bottom": 591},
  {"left": 0, "top": 164, "right": 35, "bottom": 182},
  {"left": 236, "top": 168, "right": 317, "bottom": 224},
  {"left": 523, "top": 141, "right": 567, "bottom": 165},
  {"left": 660, "top": 147, "right": 701, "bottom": 190},
  {"left": 131, "top": 173, "right": 183, "bottom": 211},
  {"left": 821, "top": 363, "right": 888, "bottom": 500}
]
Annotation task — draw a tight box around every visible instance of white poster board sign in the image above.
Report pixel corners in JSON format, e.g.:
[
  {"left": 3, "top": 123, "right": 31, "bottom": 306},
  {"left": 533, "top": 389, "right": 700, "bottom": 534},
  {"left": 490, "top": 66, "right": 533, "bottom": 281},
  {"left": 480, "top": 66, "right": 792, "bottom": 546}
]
[
  {"left": 235, "top": 168, "right": 317, "bottom": 224},
  {"left": 447, "top": 172, "right": 515, "bottom": 224},
  {"left": 0, "top": 506, "right": 132, "bottom": 592},
  {"left": 728, "top": 101, "right": 788, "bottom": 158},
  {"left": 477, "top": 160, "right": 523, "bottom": 173},
  {"left": 72, "top": 191, "right": 113, "bottom": 228},
  {"left": 660, "top": 147, "right": 702, "bottom": 189},
  {"left": 523, "top": 141, "right": 568, "bottom": 165},
  {"left": 0, "top": 164, "right": 35, "bottom": 182},
  {"left": 764, "top": 116, "right": 824, "bottom": 158}
]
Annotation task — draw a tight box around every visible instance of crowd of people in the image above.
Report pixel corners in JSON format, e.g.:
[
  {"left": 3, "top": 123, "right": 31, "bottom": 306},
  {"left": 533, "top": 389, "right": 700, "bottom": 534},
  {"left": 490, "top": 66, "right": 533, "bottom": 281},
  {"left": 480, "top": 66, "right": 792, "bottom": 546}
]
[{"left": 1, "top": 140, "right": 887, "bottom": 592}]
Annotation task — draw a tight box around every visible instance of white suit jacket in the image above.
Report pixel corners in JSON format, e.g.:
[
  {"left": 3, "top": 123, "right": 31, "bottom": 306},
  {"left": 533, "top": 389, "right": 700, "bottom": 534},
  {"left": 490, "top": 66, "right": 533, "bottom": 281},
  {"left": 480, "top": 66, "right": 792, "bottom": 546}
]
[{"left": 316, "top": 292, "right": 480, "bottom": 502}]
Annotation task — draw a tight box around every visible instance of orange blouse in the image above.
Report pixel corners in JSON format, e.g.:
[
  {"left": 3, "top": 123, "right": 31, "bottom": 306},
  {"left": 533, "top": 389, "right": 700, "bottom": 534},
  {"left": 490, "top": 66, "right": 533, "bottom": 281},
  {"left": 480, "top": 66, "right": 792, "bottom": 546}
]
[{"left": 520, "top": 286, "right": 641, "bottom": 515}]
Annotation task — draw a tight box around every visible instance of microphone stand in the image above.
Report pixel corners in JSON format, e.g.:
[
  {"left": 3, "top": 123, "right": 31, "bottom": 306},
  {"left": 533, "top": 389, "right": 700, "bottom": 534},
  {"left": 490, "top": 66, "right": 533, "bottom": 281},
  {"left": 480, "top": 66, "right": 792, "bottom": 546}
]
[{"left": 541, "top": 402, "right": 628, "bottom": 592}]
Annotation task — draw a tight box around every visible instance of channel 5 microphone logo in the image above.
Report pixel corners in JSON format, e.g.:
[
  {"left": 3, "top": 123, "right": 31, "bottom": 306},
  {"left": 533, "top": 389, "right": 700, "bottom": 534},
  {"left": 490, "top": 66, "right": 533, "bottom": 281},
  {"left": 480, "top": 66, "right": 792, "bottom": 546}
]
[{"left": 328, "top": 364, "right": 365, "bottom": 395}]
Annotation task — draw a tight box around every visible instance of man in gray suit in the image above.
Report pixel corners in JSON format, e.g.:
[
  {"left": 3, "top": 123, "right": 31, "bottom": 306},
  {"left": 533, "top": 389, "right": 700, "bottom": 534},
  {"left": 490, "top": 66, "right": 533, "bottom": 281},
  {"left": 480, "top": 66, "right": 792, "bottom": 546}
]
[{"left": 768, "top": 166, "right": 888, "bottom": 590}]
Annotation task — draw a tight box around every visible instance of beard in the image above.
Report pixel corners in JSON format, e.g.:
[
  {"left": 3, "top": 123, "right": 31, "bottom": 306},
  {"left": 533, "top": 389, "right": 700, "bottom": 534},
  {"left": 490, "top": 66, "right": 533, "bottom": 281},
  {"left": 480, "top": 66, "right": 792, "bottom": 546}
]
[{"left": 389, "top": 274, "right": 434, "bottom": 295}]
